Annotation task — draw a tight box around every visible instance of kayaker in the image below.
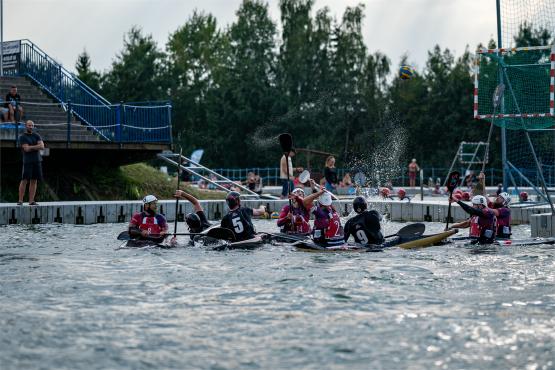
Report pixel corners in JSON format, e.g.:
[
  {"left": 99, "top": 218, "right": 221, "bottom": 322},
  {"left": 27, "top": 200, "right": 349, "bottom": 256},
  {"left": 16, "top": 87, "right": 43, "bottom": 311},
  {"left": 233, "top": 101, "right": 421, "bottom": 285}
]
[
  {"left": 344, "top": 196, "right": 384, "bottom": 245},
  {"left": 277, "top": 187, "right": 311, "bottom": 234},
  {"left": 221, "top": 191, "right": 266, "bottom": 241},
  {"left": 449, "top": 195, "right": 497, "bottom": 244},
  {"left": 128, "top": 195, "right": 168, "bottom": 241},
  {"left": 174, "top": 189, "right": 212, "bottom": 242},
  {"left": 303, "top": 183, "right": 344, "bottom": 246},
  {"left": 490, "top": 192, "right": 511, "bottom": 239}
]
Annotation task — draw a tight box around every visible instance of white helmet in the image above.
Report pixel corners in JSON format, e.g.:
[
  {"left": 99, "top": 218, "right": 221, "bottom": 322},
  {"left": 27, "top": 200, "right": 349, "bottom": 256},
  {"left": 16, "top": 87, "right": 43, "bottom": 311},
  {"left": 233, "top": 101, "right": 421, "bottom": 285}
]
[
  {"left": 292, "top": 188, "right": 305, "bottom": 196},
  {"left": 498, "top": 192, "right": 511, "bottom": 206},
  {"left": 319, "top": 192, "right": 332, "bottom": 206},
  {"left": 143, "top": 194, "right": 158, "bottom": 204},
  {"left": 471, "top": 195, "right": 487, "bottom": 206}
]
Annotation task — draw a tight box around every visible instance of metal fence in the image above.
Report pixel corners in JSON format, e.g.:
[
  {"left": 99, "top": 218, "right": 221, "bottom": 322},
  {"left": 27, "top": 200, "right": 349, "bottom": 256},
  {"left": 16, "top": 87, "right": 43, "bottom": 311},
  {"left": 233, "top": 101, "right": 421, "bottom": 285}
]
[
  {"left": 210, "top": 167, "right": 555, "bottom": 188},
  {"left": 4, "top": 39, "right": 171, "bottom": 143}
]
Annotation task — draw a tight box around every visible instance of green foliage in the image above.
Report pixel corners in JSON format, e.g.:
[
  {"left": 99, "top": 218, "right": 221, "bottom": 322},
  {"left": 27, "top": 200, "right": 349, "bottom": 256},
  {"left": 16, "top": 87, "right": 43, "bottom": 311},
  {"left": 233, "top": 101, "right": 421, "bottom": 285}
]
[
  {"left": 75, "top": 50, "right": 101, "bottom": 92},
  {"left": 75, "top": 5, "right": 553, "bottom": 171}
]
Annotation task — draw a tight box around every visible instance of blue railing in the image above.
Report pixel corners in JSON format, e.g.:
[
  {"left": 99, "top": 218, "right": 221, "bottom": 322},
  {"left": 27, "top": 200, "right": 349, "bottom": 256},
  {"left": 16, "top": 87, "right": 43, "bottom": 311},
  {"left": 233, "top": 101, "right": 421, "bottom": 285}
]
[{"left": 7, "top": 39, "right": 171, "bottom": 143}]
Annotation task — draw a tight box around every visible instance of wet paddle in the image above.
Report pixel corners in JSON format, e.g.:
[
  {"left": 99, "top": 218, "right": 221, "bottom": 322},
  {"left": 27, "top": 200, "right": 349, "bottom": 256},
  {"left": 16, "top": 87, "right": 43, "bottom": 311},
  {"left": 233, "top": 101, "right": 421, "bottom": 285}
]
[
  {"left": 384, "top": 223, "right": 425, "bottom": 238},
  {"left": 279, "top": 133, "right": 294, "bottom": 210},
  {"left": 117, "top": 231, "right": 209, "bottom": 241},
  {"left": 298, "top": 170, "right": 338, "bottom": 200},
  {"left": 173, "top": 147, "right": 183, "bottom": 237},
  {"left": 445, "top": 171, "right": 461, "bottom": 231}
]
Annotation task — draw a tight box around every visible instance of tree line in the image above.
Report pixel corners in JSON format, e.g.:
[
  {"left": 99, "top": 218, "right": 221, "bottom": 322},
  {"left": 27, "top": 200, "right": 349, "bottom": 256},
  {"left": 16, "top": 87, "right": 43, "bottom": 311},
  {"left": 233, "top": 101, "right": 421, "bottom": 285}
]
[{"left": 75, "top": 0, "right": 551, "bottom": 176}]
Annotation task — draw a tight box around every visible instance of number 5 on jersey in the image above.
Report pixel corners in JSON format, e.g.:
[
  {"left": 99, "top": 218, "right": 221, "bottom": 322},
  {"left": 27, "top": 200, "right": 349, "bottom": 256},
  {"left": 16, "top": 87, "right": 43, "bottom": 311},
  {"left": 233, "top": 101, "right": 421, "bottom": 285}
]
[{"left": 232, "top": 217, "right": 244, "bottom": 233}]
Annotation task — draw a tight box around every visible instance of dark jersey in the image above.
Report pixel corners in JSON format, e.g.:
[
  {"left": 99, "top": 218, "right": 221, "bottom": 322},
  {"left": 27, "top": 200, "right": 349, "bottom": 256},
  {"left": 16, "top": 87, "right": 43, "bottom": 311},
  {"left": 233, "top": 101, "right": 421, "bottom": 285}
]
[
  {"left": 4, "top": 93, "right": 21, "bottom": 108},
  {"left": 221, "top": 207, "right": 255, "bottom": 241},
  {"left": 344, "top": 210, "right": 384, "bottom": 245},
  {"left": 189, "top": 210, "right": 212, "bottom": 244},
  {"left": 19, "top": 132, "right": 43, "bottom": 164}
]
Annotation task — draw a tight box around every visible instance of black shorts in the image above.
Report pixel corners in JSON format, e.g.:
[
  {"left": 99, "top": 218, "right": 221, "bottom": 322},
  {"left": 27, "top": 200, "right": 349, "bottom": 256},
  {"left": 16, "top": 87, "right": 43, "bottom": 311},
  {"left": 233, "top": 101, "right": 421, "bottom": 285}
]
[{"left": 22, "top": 162, "right": 43, "bottom": 181}]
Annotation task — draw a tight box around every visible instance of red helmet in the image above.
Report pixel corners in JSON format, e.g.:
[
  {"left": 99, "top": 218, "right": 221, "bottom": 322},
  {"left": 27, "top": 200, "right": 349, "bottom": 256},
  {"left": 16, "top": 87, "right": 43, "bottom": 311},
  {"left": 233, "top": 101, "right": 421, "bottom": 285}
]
[
  {"left": 462, "top": 192, "right": 471, "bottom": 201},
  {"left": 454, "top": 189, "right": 463, "bottom": 196},
  {"left": 397, "top": 188, "right": 406, "bottom": 198},
  {"left": 452, "top": 193, "right": 462, "bottom": 201},
  {"left": 519, "top": 191, "right": 528, "bottom": 201},
  {"left": 380, "top": 188, "right": 391, "bottom": 197}
]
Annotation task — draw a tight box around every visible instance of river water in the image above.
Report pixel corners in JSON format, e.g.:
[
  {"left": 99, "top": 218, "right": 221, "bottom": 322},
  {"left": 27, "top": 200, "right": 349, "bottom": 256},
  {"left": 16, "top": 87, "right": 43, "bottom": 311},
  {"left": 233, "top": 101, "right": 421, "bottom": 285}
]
[{"left": 1, "top": 221, "right": 554, "bottom": 369}]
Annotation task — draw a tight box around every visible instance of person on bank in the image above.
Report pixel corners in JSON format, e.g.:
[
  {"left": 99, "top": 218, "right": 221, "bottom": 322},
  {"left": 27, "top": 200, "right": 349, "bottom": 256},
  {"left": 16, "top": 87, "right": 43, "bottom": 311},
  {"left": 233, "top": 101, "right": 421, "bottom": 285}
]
[
  {"left": 2, "top": 85, "right": 24, "bottom": 122},
  {"left": 128, "top": 195, "right": 168, "bottom": 242},
  {"left": 221, "top": 191, "right": 266, "bottom": 241},
  {"left": 303, "top": 183, "right": 344, "bottom": 246},
  {"left": 344, "top": 196, "right": 384, "bottom": 245},
  {"left": 277, "top": 187, "right": 311, "bottom": 234},
  {"left": 174, "top": 189, "right": 212, "bottom": 243},
  {"left": 324, "top": 155, "right": 338, "bottom": 193},
  {"left": 449, "top": 195, "right": 497, "bottom": 244},
  {"left": 18, "top": 120, "right": 44, "bottom": 205},
  {"left": 280, "top": 149, "right": 301, "bottom": 199}
]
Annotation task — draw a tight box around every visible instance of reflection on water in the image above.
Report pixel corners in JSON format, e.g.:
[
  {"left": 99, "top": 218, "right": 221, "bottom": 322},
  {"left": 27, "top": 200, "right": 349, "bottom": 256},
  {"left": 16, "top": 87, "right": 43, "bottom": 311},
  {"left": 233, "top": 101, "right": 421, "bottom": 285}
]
[{"left": 1, "top": 221, "right": 555, "bottom": 369}]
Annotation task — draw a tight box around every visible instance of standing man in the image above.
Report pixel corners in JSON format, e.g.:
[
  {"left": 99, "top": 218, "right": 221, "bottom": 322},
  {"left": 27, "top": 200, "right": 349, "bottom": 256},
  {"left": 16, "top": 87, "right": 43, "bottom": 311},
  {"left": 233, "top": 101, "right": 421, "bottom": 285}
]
[
  {"left": 408, "top": 158, "right": 420, "bottom": 187},
  {"left": 18, "top": 120, "right": 44, "bottom": 205},
  {"left": 280, "top": 149, "right": 301, "bottom": 199}
]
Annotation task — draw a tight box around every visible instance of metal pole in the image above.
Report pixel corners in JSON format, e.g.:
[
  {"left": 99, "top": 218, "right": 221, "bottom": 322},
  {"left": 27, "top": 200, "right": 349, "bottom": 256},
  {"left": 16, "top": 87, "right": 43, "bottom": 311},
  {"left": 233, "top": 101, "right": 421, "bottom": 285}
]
[
  {"left": 496, "top": 0, "right": 508, "bottom": 191},
  {"left": 1, "top": 0, "right": 3, "bottom": 76}
]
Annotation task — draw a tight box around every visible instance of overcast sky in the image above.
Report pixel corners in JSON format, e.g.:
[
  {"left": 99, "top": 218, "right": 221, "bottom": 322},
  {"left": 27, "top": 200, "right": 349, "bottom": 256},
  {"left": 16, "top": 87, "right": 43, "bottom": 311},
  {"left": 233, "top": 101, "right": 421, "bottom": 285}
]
[{"left": 2, "top": 0, "right": 498, "bottom": 73}]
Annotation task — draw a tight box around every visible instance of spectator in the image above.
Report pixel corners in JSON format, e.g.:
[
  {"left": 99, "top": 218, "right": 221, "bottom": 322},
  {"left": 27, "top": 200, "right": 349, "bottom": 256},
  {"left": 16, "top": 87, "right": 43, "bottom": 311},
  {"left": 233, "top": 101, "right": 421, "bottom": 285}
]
[
  {"left": 324, "top": 155, "right": 338, "bottom": 193},
  {"left": 408, "top": 158, "right": 420, "bottom": 187},
  {"left": 18, "top": 120, "right": 44, "bottom": 205},
  {"left": 245, "top": 171, "right": 263, "bottom": 195},
  {"left": 341, "top": 172, "right": 353, "bottom": 187},
  {"left": 280, "top": 149, "right": 301, "bottom": 199},
  {"left": 2, "top": 85, "right": 24, "bottom": 123}
]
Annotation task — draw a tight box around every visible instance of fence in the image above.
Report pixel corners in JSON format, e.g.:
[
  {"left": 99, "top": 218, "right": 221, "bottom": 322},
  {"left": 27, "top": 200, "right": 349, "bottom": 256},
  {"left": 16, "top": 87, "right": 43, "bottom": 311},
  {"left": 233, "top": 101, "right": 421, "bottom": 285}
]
[{"left": 2, "top": 39, "right": 171, "bottom": 143}]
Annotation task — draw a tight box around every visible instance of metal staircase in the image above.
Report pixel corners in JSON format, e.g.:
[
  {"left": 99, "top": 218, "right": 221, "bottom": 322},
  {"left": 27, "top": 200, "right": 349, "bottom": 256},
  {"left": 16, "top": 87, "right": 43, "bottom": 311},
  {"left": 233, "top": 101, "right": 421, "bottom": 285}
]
[{"left": 157, "top": 152, "right": 279, "bottom": 200}]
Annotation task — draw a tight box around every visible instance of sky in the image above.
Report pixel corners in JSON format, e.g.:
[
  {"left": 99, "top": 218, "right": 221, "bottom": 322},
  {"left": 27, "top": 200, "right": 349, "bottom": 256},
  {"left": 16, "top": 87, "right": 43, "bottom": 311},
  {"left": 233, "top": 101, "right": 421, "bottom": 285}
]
[{"left": 2, "top": 0, "right": 498, "bottom": 74}]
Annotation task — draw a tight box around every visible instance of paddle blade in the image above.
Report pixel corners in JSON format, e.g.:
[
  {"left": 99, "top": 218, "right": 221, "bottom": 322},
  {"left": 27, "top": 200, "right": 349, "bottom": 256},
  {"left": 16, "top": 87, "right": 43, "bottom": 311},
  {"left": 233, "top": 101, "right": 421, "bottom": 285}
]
[
  {"left": 446, "top": 171, "right": 461, "bottom": 193},
  {"left": 207, "top": 227, "right": 236, "bottom": 242},
  {"left": 493, "top": 83, "right": 505, "bottom": 108},
  {"left": 278, "top": 133, "right": 293, "bottom": 153},
  {"left": 298, "top": 170, "right": 310, "bottom": 184},
  {"left": 397, "top": 223, "right": 425, "bottom": 237},
  {"left": 117, "top": 231, "right": 131, "bottom": 240}
]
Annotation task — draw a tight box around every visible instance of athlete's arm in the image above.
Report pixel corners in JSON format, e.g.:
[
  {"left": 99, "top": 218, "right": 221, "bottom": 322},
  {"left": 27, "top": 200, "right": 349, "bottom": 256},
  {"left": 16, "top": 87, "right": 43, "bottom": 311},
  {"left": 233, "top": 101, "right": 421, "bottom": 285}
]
[
  {"left": 449, "top": 219, "right": 470, "bottom": 229},
  {"left": 174, "top": 189, "right": 203, "bottom": 213},
  {"left": 457, "top": 200, "right": 483, "bottom": 216},
  {"left": 252, "top": 205, "right": 266, "bottom": 217}
]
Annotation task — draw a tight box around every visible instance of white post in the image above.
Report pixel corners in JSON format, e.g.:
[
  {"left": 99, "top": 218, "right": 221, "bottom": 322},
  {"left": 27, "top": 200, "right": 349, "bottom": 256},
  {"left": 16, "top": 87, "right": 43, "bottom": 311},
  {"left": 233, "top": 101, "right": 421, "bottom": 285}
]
[{"left": 0, "top": 0, "right": 3, "bottom": 76}]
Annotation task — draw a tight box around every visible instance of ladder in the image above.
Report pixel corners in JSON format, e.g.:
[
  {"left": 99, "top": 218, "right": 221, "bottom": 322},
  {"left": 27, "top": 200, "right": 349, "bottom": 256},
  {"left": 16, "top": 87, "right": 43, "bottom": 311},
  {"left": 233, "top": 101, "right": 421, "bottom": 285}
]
[{"left": 157, "top": 151, "right": 278, "bottom": 200}]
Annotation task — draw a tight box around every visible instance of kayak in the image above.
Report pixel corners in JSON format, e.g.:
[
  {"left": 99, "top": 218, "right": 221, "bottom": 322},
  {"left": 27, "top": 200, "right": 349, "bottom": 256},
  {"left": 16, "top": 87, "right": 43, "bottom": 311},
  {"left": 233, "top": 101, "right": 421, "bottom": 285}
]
[
  {"left": 293, "top": 229, "right": 457, "bottom": 252},
  {"left": 124, "top": 238, "right": 169, "bottom": 248},
  {"left": 212, "top": 234, "right": 269, "bottom": 251},
  {"left": 496, "top": 237, "right": 555, "bottom": 246},
  {"left": 271, "top": 232, "right": 310, "bottom": 243}
]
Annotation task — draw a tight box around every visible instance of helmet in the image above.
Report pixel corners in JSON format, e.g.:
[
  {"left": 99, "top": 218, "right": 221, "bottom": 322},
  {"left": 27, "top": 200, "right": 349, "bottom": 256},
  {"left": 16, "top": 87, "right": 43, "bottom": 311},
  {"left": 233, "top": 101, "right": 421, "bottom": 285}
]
[
  {"left": 292, "top": 188, "right": 305, "bottom": 197},
  {"left": 319, "top": 192, "right": 332, "bottom": 206},
  {"left": 519, "top": 191, "right": 528, "bottom": 201},
  {"left": 471, "top": 195, "right": 487, "bottom": 206},
  {"left": 452, "top": 193, "right": 462, "bottom": 201},
  {"left": 380, "top": 188, "right": 391, "bottom": 198},
  {"left": 142, "top": 194, "right": 158, "bottom": 204},
  {"left": 353, "top": 196, "right": 367, "bottom": 213},
  {"left": 397, "top": 188, "right": 406, "bottom": 198},
  {"left": 185, "top": 213, "right": 202, "bottom": 232},
  {"left": 226, "top": 191, "right": 241, "bottom": 209},
  {"left": 462, "top": 192, "right": 471, "bottom": 201},
  {"left": 498, "top": 192, "right": 511, "bottom": 206}
]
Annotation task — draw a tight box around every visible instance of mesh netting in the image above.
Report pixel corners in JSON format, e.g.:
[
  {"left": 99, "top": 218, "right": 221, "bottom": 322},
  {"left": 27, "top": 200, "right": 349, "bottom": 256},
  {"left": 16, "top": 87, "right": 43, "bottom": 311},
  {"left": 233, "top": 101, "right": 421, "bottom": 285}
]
[
  {"left": 507, "top": 129, "right": 555, "bottom": 186},
  {"left": 475, "top": 46, "right": 554, "bottom": 129},
  {"left": 500, "top": 0, "right": 555, "bottom": 48}
]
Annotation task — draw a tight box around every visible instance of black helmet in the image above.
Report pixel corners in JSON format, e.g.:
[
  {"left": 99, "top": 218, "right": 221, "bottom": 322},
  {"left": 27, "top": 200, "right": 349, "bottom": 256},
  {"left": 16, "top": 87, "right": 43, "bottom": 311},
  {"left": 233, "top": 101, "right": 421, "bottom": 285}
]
[
  {"left": 226, "top": 191, "right": 241, "bottom": 209},
  {"left": 185, "top": 213, "right": 202, "bottom": 232},
  {"left": 353, "top": 196, "right": 367, "bottom": 213}
]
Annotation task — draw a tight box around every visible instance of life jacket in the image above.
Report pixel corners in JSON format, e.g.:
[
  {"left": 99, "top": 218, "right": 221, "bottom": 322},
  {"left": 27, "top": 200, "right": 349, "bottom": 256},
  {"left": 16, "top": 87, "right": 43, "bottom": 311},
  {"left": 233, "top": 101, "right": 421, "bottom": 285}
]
[
  {"left": 495, "top": 206, "right": 511, "bottom": 238},
  {"left": 469, "top": 208, "right": 497, "bottom": 243},
  {"left": 134, "top": 212, "right": 165, "bottom": 235},
  {"left": 277, "top": 204, "right": 311, "bottom": 234},
  {"left": 312, "top": 205, "right": 344, "bottom": 246}
]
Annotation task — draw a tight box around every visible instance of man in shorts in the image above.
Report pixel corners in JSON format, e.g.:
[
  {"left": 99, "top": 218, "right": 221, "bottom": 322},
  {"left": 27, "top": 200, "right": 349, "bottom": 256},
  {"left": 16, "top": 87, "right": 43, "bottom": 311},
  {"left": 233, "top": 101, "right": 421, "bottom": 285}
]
[{"left": 18, "top": 120, "right": 44, "bottom": 205}]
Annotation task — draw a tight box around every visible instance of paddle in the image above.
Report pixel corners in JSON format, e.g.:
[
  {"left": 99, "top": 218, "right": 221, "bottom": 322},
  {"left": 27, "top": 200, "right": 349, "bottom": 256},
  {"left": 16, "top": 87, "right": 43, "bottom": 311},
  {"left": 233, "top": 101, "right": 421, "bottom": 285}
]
[
  {"left": 445, "top": 171, "right": 461, "bottom": 231},
  {"left": 279, "top": 133, "right": 294, "bottom": 210},
  {"left": 206, "top": 227, "right": 236, "bottom": 242},
  {"left": 173, "top": 147, "right": 183, "bottom": 237},
  {"left": 117, "top": 231, "right": 211, "bottom": 241},
  {"left": 298, "top": 169, "right": 339, "bottom": 200},
  {"left": 384, "top": 223, "right": 425, "bottom": 238}
]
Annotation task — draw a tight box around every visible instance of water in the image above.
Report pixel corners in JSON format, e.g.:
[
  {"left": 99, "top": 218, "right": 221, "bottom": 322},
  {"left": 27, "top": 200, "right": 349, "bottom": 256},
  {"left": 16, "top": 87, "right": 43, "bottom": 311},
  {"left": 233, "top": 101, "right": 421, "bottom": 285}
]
[{"left": 1, "top": 221, "right": 555, "bottom": 370}]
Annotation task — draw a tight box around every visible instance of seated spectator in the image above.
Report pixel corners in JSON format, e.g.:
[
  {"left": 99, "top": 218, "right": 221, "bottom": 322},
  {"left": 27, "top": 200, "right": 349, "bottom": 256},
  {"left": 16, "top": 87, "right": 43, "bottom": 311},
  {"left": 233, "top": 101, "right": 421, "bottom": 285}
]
[
  {"left": 2, "top": 85, "right": 23, "bottom": 123},
  {"left": 341, "top": 172, "right": 353, "bottom": 187}
]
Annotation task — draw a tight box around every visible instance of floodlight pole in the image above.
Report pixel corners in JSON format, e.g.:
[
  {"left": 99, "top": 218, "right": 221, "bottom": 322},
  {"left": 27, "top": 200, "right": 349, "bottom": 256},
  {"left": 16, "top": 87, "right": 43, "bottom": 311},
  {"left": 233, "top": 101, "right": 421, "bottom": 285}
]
[{"left": 496, "top": 0, "right": 508, "bottom": 191}]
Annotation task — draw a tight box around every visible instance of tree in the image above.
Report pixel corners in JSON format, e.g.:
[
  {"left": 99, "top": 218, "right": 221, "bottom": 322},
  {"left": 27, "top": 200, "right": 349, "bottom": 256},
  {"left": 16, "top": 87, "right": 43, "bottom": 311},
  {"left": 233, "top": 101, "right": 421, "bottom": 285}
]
[
  {"left": 75, "top": 50, "right": 101, "bottom": 93},
  {"left": 102, "top": 26, "right": 166, "bottom": 102}
]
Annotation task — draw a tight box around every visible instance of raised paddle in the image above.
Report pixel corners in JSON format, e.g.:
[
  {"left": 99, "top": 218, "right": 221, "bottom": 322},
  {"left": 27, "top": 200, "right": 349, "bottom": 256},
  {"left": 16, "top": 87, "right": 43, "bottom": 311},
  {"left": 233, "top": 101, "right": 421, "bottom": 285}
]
[
  {"left": 384, "top": 223, "right": 425, "bottom": 238},
  {"left": 279, "top": 133, "right": 294, "bottom": 210},
  {"left": 173, "top": 147, "right": 183, "bottom": 237},
  {"left": 298, "top": 169, "right": 338, "bottom": 200},
  {"left": 445, "top": 171, "right": 461, "bottom": 231}
]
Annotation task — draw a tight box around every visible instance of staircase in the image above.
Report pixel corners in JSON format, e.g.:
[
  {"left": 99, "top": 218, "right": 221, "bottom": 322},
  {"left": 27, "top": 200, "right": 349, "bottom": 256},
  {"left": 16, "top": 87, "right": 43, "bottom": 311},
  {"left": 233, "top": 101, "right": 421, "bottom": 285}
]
[{"left": 0, "top": 76, "right": 100, "bottom": 142}]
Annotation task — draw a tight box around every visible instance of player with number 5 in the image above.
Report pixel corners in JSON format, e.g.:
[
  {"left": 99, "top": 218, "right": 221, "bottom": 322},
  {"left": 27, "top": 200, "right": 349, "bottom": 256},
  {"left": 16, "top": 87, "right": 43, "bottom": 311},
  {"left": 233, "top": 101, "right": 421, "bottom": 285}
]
[{"left": 221, "top": 191, "right": 267, "bottom": 241}]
